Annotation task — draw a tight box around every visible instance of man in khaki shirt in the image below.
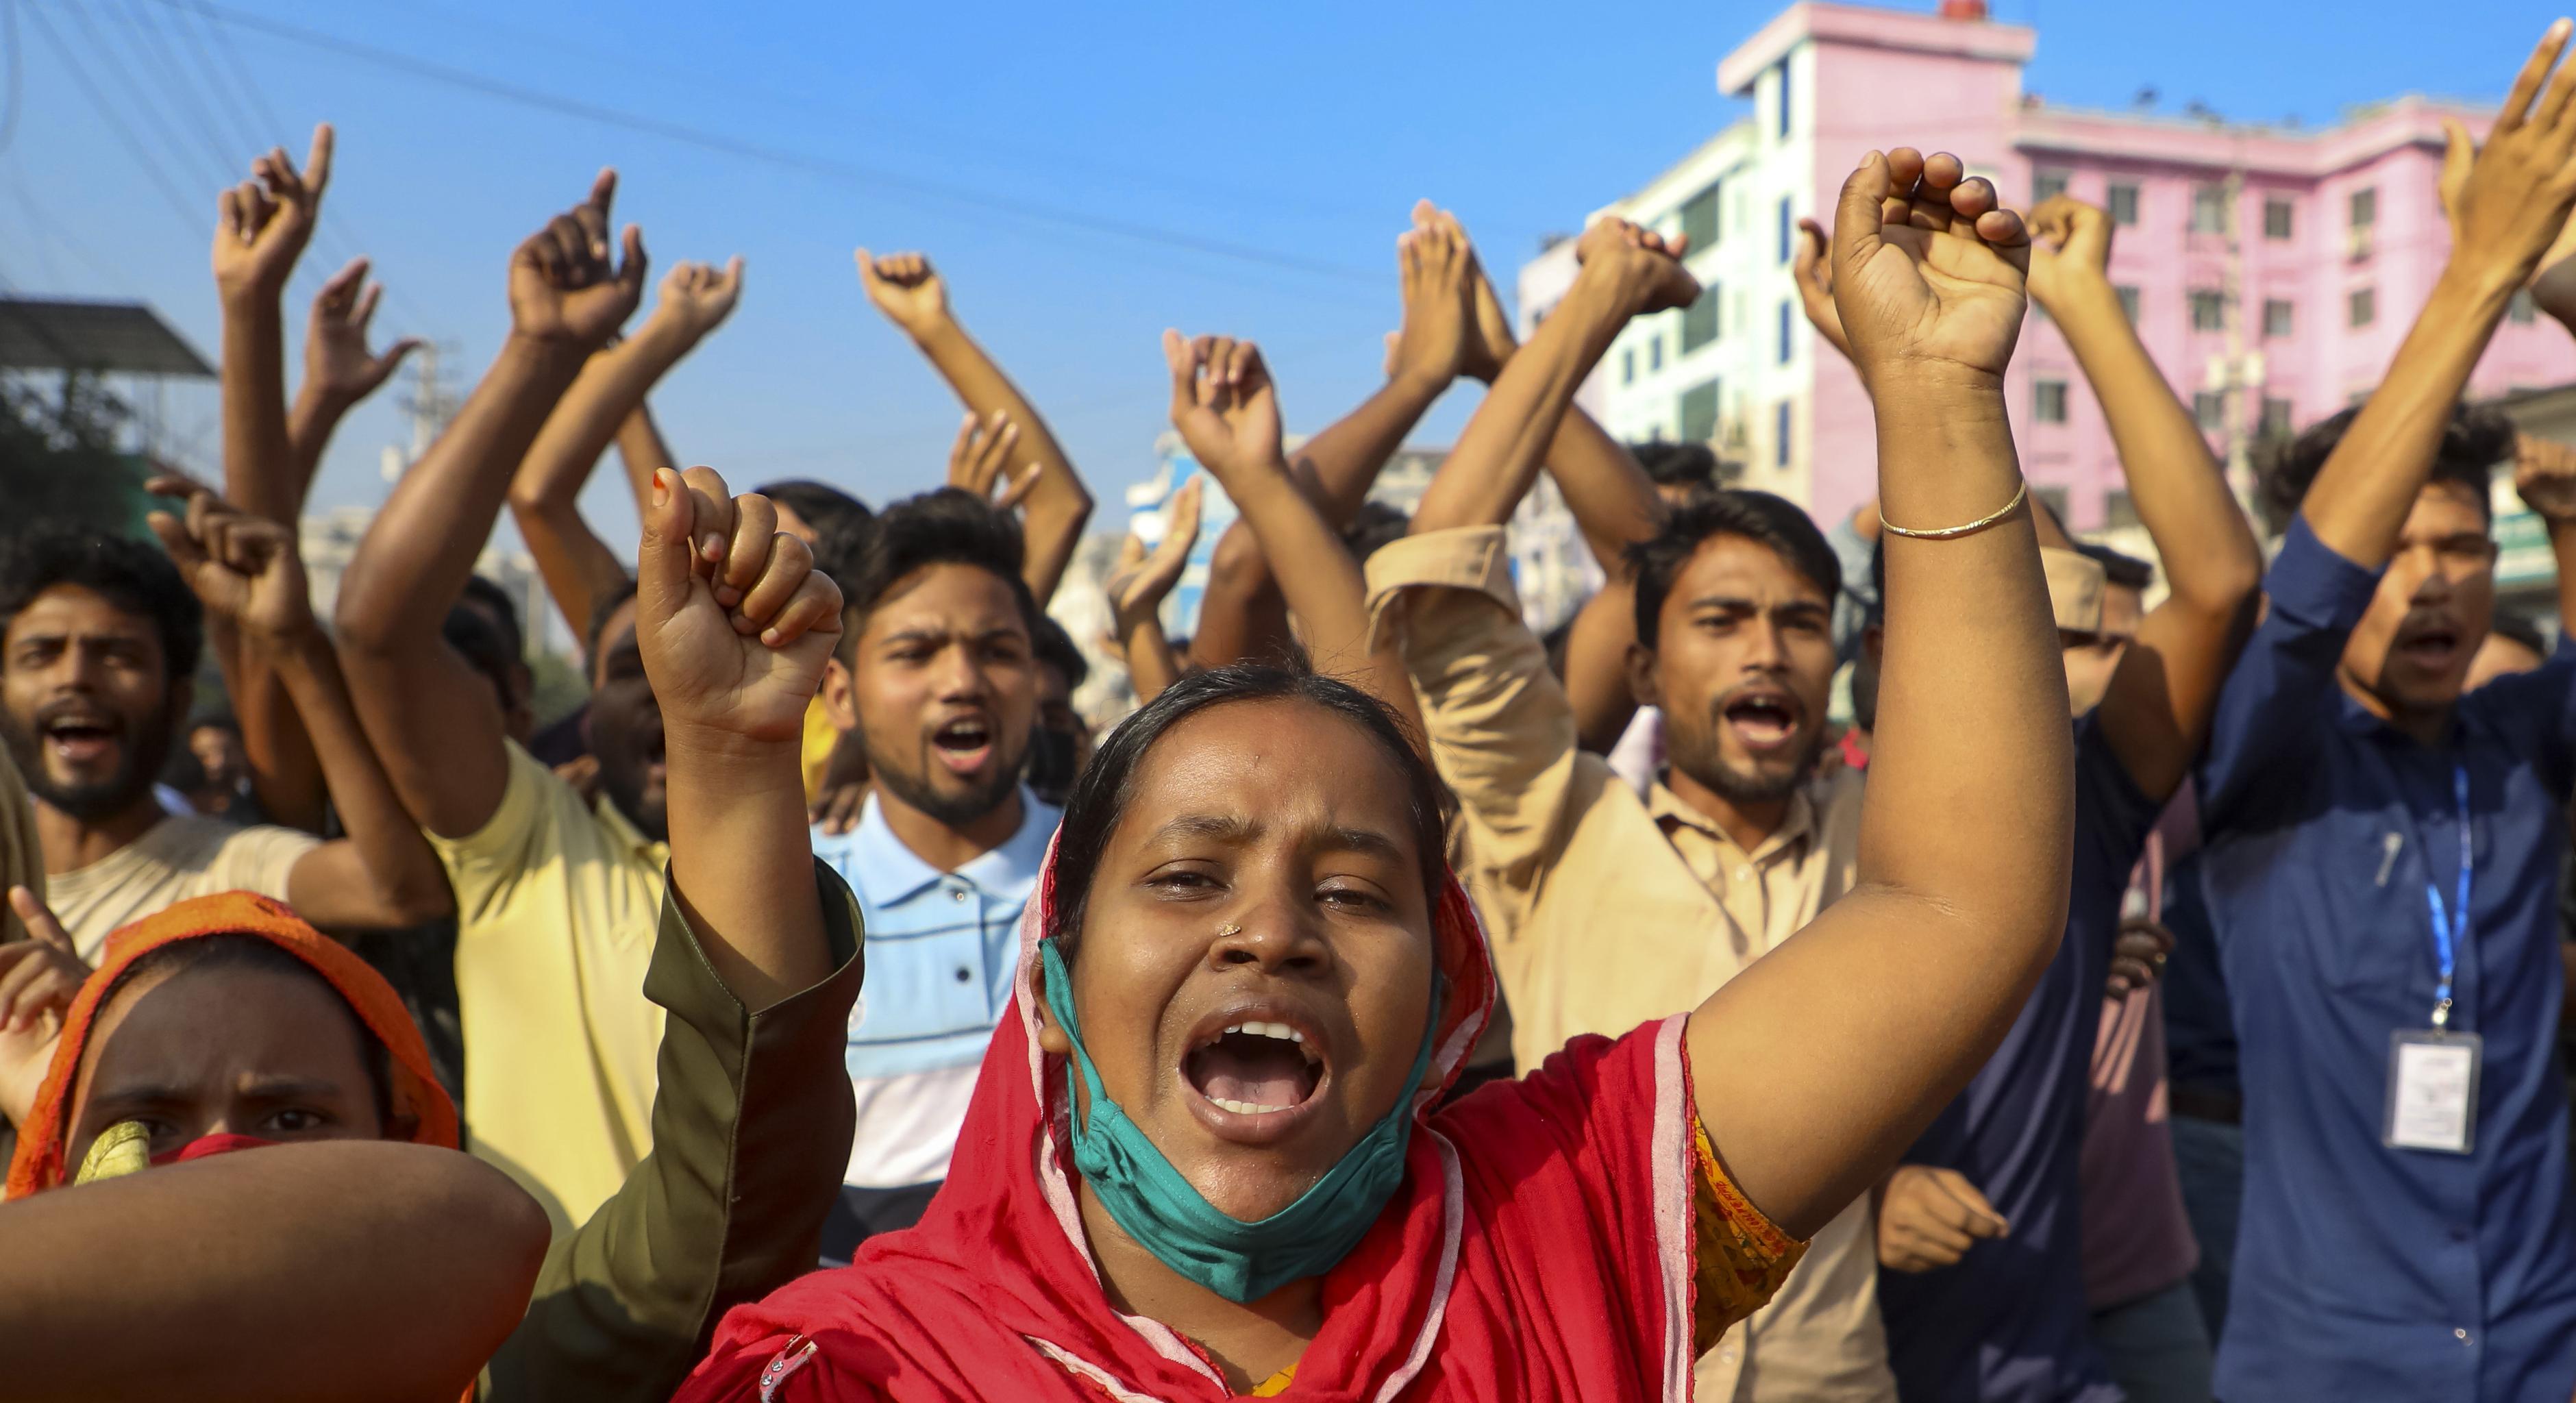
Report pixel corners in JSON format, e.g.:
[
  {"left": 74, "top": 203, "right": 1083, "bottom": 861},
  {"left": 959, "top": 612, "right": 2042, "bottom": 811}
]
[{"left": 1366, "top": 492, "right": 1896, "bottom": 1402}]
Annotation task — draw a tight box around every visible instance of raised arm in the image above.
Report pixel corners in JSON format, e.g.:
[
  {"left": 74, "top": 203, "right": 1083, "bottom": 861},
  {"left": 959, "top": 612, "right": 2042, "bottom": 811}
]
[
  {"left": 613, "top": 402, "right": 682, "bottom": 516},
  {"left": 1103, "top": 478, "right": 1203, "bottom": 706},
  {"left": 508, "top": 258, "right": 744, "bottom": 641},
  {"left": 286, "top": 258, "right": 424, "bottom": 498},
  {"left": 1690, "top": 150, "right": 2070, "bottom": 1241},
  {"left": 2308, "top": 23, "right": 2576, "bottom": 566},
  {"left": 147, "top": 480, "right": 451, "bottom": 930},
  {"left": 0, "top": 1141, "right": 547, "bottom": 1403},
  {"left": 2027, "top": 195, "right": 2261, "bottom": 799},
  {"left": 210, "top": 125, "right": 334, "bottom": 832},
  {"left": 334, "top": 171, "right": 646, "bottom": 840},
  {"left": 856, "top": 251, "right": 1093, "bottom": 601},
  {"left": 1165, "top": 334, "right": 1424, "bottom": 736}
]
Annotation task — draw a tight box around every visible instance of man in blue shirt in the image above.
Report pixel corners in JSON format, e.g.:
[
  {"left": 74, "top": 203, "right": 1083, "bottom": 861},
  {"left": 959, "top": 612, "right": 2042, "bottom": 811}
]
[
  {"left": 808, "top": 488, "right": 1059, "bottom": 1261},
  {"left": 1844, "top": 192, "right": 2262, "bottom": 1401},
  {"left": 2188, "top": 31, "right": 2576, "bottom": 1397}
]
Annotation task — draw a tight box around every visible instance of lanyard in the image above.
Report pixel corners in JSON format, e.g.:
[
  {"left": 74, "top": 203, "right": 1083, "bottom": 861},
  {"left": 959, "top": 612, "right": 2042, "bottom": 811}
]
[{"left": 2421, "top": 762, "right": 2471, "bottom": 1029}]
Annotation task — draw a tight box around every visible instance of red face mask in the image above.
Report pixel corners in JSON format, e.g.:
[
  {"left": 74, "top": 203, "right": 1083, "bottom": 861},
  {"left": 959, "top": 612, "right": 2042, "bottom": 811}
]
[{"left": 150, "top": 1133, "right": 280, "bottom": 1167}]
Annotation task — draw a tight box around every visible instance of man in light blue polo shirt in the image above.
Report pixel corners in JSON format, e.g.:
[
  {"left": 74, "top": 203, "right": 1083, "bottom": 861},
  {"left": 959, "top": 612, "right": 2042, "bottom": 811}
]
[{"left": 810, "top": 488, "right": 1061, "bottom": 1259}]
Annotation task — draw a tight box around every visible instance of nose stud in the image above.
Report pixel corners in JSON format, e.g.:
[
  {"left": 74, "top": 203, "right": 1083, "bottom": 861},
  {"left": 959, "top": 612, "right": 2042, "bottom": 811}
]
[{"left": 1215, "top": 923, "right": 1242, "bottom": 939}]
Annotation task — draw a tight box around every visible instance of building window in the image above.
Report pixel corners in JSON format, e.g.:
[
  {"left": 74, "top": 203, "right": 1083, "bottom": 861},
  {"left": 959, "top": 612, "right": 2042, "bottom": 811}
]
[
  {"left": 2349, "top": 286, "right": 2377, "bottom": 328},
  {"left": 1778, "top": 196, "right": 1793, "bottom": 264},
  {"left": 1681, "top": 183, "right": 1721, "bottom": 253},
  {"left": 2190, "top": 289, "right": 2226, "bottom": 331},
  {"left": 2104, "top": 490, "right": 2140, "bottom": 529},
  {"left": 1778, "top": 299, "right": 1794, "bottom": 364},
  {"left": 1683, "top": 283, "right": 1720, "bottom": 352},
  {"left": 1776, "top": 60, "right": 1792, "bottom": 139},
  {"left": 1681, "top": 380, "right": 1722, "bottom": 444},
  {"left": 1648, "top": 335, "right": 1663, "bottom": 372},
  {"left": 2512, "top": 289, "right": 2539, "bottom": 325},
  {"left": 2193, "top": 392, "right": 2227, "bottom": 432},
  {"left": 2034, "top": 378, "right": 2070, "bottom": 423},
  {"left": 2107, "top": 182, "right": 2140, "bottom": 227},
  {"left": 2190, "top": 184, "right": 2230, "bottom": 234},
  {"left": 2116, "top": 285, "right": 2141, "bottom": 322},
  {"left": 2259, "top": 396, "right": 2295, "bottom": 440},
  {"left": 2264, "top": 197, "right": 2294, "bottom": 240},
  {"left": 1775, "top": 399, "right": 1792, "bottom": 468},
  {"left": 2264, "top": 298, "right": 2294, "bottom": 338},
  {"left": 1621, "top": 347, "right": 1636, "bottom": 386},
  {"left": 2349, "top": 186, "right": 2377, "bottom": 229},
  {"left": 2033, "top": 168, "right": 2070, "bottom": 203}
]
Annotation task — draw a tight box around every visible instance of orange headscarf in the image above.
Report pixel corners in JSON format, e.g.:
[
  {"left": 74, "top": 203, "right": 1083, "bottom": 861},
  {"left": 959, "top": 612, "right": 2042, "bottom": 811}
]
[{"left": 4, "top": 891, "right": 459, "bottom": 1199}]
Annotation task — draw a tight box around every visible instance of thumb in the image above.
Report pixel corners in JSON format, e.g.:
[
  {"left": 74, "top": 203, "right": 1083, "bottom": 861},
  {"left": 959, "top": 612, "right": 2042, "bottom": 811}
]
[
  {"left": 636, "top": 468, "right": 699, "bottom": 623},
  {"left": 1162, "top": 329, "right": 1198, "bottom": 422},
  {"left": 380, "top": 338, "right": 426, "bottom": 375},
  {"left": 2440, "top": 119, "right": 2474, "bottom": 212},
  {"left": 616, "top": 225, "right": 649, "bottom": 300},
  {"left": 1830, "top": 151, "right": 1892, "bottom": 288},
  {"left": 854, "top": 248, "right": 880, "bottom": 289}
]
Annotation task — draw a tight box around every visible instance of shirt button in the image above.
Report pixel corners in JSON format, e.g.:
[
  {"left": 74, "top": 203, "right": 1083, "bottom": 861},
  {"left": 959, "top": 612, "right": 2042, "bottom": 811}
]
[
  {"left": 950, "top": 888, "right": 969, "bottom": 903},
  {"left": 2455, "top": 1328, "right": 2473, "bottom": 1344},
  {"left": 954, "top": 967, "right": 972, "bottom": 984}
]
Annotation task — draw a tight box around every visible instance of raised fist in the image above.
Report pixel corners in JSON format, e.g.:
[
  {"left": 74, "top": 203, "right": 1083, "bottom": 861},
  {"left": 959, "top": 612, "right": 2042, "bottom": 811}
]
[
  {"left": 507, "top": 169, "right": 648, "bottom": 349},
  {"left": 2514, "top": 432, "right": 2576, "bottom": 523},
  {"left": 2024, "top": 195, "right": 2114, "bottom": 312},
  {"left": 144, "top": 476, "right": 317, "bottom": 644},
  {"left": 636, "top": 466, "right": 844, "bottom": 748},
  {"left": 2439, "top": 21, "right": 2576, "bottom": 289},
  {"left": 1827, "top": 148, "right": 2031, "bottom": 386},
  {"left": 212, "top": 123, "right": 332, "bottom": 299},
  {"left": 649, "top": 257, "right": 747, "bottom": 347},
  {"left": 1163, "top": 331, "right": 1286, "bottom": 486},
  {"left": 1574, "top": 217, "right": 1700, "bottom": 318},
  {"left": 856, "top": 249, "right": 952, "bottom": 339},
  {"left": 306, "top": 256, "right": 423, "bottom": 406}
]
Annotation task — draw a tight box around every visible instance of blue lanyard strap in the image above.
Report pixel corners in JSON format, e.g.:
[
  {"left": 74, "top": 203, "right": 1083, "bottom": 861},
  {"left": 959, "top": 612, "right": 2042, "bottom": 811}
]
[{"left": 2422, "top": 762, "right": 2470, "bottom": 1028}]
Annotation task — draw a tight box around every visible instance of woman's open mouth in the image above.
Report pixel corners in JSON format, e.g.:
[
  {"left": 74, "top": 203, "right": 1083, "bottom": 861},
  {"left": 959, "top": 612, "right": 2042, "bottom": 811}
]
[{"left": 1180, "top": 1010, "right": 1330, "bottom": 1145}]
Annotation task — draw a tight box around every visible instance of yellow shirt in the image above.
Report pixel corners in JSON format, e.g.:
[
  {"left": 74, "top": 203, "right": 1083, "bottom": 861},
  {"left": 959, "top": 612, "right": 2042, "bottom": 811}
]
[
  {"left": 802, "top": 695, "right": 841, "bottom": 804},
  {"left": 1365, "top": 525, "right": 1896, "bottom": 1403},
  {"left": 428, "top": 741, "right": 668, "bottom": 1232}
]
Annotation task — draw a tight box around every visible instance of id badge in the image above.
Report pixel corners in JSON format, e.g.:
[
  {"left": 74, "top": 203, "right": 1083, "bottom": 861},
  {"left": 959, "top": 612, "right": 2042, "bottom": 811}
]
[{"left": 2383, "top": 1029, "right": 2482, "bottom": 1155}]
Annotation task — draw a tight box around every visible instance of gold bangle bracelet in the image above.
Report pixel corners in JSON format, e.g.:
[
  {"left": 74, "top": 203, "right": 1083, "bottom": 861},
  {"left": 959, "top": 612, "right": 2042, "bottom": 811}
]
[{"left": 1879, "top": 481, "right": 2029, "bottom": 541}]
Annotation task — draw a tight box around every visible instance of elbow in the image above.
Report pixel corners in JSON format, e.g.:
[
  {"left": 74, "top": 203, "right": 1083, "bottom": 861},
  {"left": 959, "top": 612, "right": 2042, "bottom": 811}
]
[
  {"left": 382, "top": 862, "right": 456, "bottom": 926},
  {"left": 330, "top": 578, "right": 399, "bottom": 656},
  {"left": 1206, "top": 521, "right": 1264, "bottom": 586}
]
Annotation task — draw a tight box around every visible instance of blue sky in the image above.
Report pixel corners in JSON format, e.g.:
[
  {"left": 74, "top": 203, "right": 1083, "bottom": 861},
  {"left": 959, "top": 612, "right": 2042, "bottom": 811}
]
[{"left": 1, "top": 0, "right": 2551, "bottom": 567}]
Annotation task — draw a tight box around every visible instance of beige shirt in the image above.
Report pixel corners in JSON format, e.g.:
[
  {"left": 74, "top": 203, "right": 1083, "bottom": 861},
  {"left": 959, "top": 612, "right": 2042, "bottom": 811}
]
[
  {"left": 1367, "top": 525, "right": 1895, "bottom": 1403},
  {"left": 47, "top": 811, "right": 317, "bottom": 964},
  {"left": 428, "top": 742, "right": 669, "bottom": 1234}
]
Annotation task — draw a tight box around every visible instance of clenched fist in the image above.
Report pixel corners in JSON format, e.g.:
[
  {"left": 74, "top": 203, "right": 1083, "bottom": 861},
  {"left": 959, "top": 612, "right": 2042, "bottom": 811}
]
[
  {"left": 145, "top": 477, "right": 317, "bottom": 645},
  {"left": 1828, "top": 148, "right": 2031, "bottom": 387},
  {"left": 508, "top": 170, "right": 648, "bottom": 349},
  {"left": 636, "top": 466, "right": 843, "bottom": 749}
]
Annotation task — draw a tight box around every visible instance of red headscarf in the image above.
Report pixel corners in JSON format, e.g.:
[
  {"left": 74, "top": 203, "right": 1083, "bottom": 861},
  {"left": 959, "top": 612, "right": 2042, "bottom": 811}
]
[
  {"left": 5, "top": 891, "right": 459, "bottom": 1199},
  {"left": 677, "top": 834, "right": 1725, "bottom": 1402}
]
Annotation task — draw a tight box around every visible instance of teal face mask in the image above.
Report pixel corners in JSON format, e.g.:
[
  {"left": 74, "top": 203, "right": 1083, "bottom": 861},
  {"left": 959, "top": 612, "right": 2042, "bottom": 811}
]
[{"left": 1037, "top": 937, "right": 1441, "bottom": 1304}]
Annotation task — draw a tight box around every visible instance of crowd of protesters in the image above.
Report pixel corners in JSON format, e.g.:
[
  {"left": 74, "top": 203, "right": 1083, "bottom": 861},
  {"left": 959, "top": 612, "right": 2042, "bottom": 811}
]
[{"left": 9, "top": 19, "right": 2576, "bottom": 1403}]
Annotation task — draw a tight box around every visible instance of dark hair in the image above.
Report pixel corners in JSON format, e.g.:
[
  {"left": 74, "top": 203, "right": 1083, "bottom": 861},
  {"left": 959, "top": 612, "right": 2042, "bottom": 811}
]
[
  {"left": 1031, "top": 612, "right": 1089, "bottom": 691},
  {"left": 0, "top": 526, "right": 202, "bottom": 684},
  {"left": 1341, "top": 501, "right": 1411, "bottom": 564},
  {"left": 457, "top": 575, "right": 525, "bottom": 663},
  {"left": 1043, "top": 663, "right": 1451, "bottom": 960},
  {"left": 187, "top": 712, "right": 242, "bottom": 738},
  {"left": 108, "top": 934, "right": 396, "bottom": 1128},
  {"left": 755, "top": 480, "right": 873, "bottom": 588},
  {"left": 585, "top": 579, "right": 641, "bottom": 668},
  {"left": 2075, "top": 541, "right": 2155, "bottom": 593},
  {"left": 2491, "top": 608, "right": 2549, "bottom": 659},
  {"left": 838, "top": 488, "right": 1041, "bottom": 653},
  {"left": 1625, "top": 489, "right": 1840, "bottom": 649},
  {"left": 1633, "top": 441, "right": 1722, "bottom": 492},
  {"left": 443, "top": 602, "right": 519, "bottom": 710},
  {"left": 2259, "top": 403, "right": 2514, "bottom": 532}
]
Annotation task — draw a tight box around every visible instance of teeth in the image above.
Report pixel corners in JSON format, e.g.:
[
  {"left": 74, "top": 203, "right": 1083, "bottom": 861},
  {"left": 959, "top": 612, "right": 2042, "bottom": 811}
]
[
  {"left": 1210, "top": 1097, "right": 1292, "bottom": 1115},
  {"left": 1222, "top": 1021, "right": 1302, "bottom": 1043}
]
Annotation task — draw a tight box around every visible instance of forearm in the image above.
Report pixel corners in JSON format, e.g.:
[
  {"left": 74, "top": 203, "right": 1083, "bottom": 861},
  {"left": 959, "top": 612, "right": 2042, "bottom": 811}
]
[
  {"left": 1120, "top": 614, "right": 1185, "bottom": 703},
  {"left": 2550, "top": 519, "right": 2576, "bottom": 634},
  {"left": 1226, "top": 469, "right": 1424, "bottom": 736},
  {"left": 2051, "top": 280, "right": 2259, "bottom": 610},
  {"left": 1412, "top": 277, "right": 1623, "bottom": 535},
  {"left": 336, "top": 334, "right": 586, "bottom": 651},
  {"left": 663, "top": 729, "right": 828, "bottom": 1011},
  {"left": 911, "top": 319, "right": 1093, "bottom": 598},
  {"left": 510, "top": 495, "right": 632, "bottom": 645},
  {"left": 1185, "top": 523, "right": 1295, "bottom": 669},
  {"left": 1540, "top": 406, "right": 1661, "bottom": 578},
  {"left": 218, "top": 286, "right": 297, "bottom": 523},
  {"left": 216, "top": 616, "right": 329, "bottom": 833},
  {"left": 2302, "top": 264, "right": 2521, "bottom": 565},
  {"left": 0, "top": 1142, "right": 547, "bottom": 1403},
  {"left": 1292, "top": 372, "right": 1448, "bottom": 525},
  {"left": 271, "top": 629, "right": 451, "bottom": 918},
  {"left": 512, "top": 326, "right": 691, "bottom": 533},
  {"left": 286, "top": 382, "right": 359, "bottom": 503},
  {"left": 613, "top": 402, "right": 680, "bottom": 518}
]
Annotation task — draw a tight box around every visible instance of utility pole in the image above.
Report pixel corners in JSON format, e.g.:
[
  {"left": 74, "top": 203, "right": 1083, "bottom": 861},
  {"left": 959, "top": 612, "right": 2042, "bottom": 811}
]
[
  {"left": 380, "top": 341, "right": 458, "bottom": 482},
  {"left": 2205, "top": 139, "right": 2263, "bottom": 517}
]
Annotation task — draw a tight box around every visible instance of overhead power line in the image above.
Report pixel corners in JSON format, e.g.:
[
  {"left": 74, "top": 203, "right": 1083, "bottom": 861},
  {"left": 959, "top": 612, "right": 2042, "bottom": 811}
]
[{"left": 163, "top": 0, "right": 1380, "bottom": 288}]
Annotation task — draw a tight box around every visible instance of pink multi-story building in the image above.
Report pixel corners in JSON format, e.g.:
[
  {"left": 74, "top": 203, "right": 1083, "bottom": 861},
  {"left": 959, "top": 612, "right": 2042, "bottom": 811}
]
[{"left": 1518, "top": 0, "right": 2576, "bottom": 532}]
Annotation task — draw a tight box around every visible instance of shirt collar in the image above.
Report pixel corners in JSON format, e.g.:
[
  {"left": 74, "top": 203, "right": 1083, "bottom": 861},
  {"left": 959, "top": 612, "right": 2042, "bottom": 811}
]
[
  {"left": 850, "top": 786, "right": 1060, "bottom": 906},
  {"left": 1645, "top": 772, "right": 1816, "bottom": 864}
]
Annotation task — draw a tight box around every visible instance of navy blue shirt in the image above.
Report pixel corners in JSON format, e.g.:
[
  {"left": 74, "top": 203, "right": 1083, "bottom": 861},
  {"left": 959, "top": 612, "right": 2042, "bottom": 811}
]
[
  {"left": 2159, "top": 847, "right": 2238, "bottom": 1100},
  {"left": 1879, "top": 715, "right": 2159, "bottom": 1403},
  {"left": 2194, "top": 518, "right": 2576, "bottom": 1402}
]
